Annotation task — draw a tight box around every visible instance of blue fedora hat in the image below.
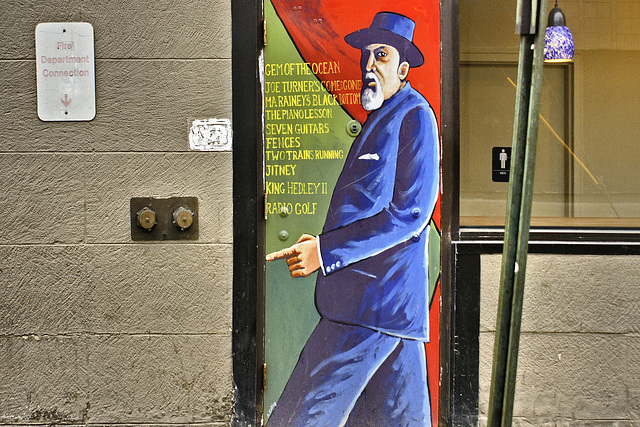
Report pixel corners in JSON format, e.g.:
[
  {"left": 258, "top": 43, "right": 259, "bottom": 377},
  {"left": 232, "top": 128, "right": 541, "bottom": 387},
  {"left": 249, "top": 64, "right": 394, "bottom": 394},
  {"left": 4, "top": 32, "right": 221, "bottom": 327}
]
[{"left": 345, "top": 12, "right": 424, "bottom": 67}]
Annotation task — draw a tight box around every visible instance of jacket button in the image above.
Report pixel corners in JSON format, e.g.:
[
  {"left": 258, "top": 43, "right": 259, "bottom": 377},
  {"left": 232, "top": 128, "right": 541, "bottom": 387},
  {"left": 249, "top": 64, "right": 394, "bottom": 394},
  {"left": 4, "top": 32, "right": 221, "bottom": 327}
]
[{"left": 411, "top": 208, "right": 421, "bottom": 218}]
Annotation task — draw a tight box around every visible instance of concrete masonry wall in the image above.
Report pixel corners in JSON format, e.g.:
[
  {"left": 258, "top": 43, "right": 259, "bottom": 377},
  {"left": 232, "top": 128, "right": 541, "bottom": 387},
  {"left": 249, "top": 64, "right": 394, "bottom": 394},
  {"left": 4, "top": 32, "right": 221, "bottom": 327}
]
[
  {"left": 479, "top": 254, "right": 640, "bottom": 426},
  {"left": 0, "top": 0, "right": 233, "bottom": 424}
]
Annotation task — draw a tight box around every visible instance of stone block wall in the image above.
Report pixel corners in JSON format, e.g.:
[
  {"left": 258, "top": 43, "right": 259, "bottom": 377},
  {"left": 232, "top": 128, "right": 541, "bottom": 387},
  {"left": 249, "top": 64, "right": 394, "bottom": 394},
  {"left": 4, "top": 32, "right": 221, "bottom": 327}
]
[
  {"left": 479, "top": 254, "right": 640, "bottom": 426},
  {"left": 0, "top": 0, "right": 233, "bottom": 424}
]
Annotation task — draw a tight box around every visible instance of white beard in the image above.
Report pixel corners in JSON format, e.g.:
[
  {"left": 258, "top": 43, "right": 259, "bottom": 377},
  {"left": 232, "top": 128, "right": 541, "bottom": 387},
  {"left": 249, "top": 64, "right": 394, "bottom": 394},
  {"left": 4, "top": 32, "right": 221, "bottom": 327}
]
[{"left": 361, "top": 72, "right": 384, "bottom": 111}]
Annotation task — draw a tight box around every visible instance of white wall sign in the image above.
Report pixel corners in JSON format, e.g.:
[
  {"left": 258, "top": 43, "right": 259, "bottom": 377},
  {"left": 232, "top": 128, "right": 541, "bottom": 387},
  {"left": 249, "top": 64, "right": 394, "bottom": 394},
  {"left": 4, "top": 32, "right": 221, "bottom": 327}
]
[{"left": 35, "top": 22, "right": 96, "bottom": 121}]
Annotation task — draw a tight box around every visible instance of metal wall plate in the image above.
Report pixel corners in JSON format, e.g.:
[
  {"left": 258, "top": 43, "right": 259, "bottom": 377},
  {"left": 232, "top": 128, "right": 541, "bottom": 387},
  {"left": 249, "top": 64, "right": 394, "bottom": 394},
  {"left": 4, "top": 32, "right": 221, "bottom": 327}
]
[{"left": 130, "top": 197, "right": 199, "bottom": 241}]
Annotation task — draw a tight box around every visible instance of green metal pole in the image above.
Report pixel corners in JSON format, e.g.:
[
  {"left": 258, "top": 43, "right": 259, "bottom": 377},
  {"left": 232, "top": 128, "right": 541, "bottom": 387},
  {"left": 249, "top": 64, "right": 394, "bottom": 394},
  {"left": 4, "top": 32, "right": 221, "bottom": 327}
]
[
  {"left": 487, "top": 0, "right": 547, "bottom": 425},
  {"left": 487, "top": 33, "right": 533, "bottom": 426}
]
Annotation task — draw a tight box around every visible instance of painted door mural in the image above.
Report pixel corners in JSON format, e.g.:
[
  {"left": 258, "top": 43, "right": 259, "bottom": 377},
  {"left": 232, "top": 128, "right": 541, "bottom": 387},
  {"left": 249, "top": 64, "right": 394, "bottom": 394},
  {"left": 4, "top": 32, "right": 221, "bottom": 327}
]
[{"left": 264, "top": 1, "right": 441, "bottom": 425}]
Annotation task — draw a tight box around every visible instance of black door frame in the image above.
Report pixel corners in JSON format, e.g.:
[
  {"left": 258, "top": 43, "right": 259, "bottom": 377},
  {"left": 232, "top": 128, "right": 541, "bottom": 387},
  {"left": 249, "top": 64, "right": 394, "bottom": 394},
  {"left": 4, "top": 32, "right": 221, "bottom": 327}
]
[{"left": 231, "top": 0, "right": 264, "bottom": 424}]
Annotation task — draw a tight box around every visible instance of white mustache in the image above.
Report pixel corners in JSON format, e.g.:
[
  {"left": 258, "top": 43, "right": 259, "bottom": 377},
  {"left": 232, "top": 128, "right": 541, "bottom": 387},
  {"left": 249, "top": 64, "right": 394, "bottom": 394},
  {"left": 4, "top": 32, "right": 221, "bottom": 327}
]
[
  {"left": 364, "top": 72, "right": 379, "bottom": 86},
  {"left": 361, "top": 72, "right": 383, "bottom": 111}
]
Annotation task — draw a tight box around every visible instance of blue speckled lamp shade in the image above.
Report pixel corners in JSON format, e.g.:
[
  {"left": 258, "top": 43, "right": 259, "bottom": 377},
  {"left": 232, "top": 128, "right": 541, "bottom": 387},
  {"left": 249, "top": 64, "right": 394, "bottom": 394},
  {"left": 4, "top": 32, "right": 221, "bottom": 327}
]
[
  {"left": 545, "top": 25, "right": 574, "bottom": 62},
  {"left": 544, "top": 3, "right": 574, "bottom": 62}
]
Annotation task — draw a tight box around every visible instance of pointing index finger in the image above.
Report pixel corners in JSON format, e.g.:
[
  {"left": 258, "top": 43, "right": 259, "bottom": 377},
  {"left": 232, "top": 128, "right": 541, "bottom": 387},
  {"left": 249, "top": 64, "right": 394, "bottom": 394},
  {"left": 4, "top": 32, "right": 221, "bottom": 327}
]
[{"left": 265, "top": 246, "right": 297, "bottom": 262}]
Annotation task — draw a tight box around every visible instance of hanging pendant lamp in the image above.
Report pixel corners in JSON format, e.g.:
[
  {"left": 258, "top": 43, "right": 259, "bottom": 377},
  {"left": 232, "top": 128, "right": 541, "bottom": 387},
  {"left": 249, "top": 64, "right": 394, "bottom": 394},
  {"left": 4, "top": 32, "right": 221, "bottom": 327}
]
[{"left": 544, "top": 1, "right": 574, "bottom": 62}]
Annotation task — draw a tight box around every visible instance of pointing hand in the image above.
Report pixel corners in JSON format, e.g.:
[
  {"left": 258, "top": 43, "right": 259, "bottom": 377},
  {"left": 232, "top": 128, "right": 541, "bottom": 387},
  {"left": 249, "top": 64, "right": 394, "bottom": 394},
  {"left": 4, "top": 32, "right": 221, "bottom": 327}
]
[{"left": 266, "top": 234, "right": 321, "bottom": 278}]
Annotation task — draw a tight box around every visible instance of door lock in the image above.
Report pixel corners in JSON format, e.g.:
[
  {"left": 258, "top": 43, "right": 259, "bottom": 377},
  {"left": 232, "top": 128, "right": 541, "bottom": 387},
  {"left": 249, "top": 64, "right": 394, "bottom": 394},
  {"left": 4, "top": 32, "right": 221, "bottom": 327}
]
[{"left": 347, "top": 120, "right": 362, "bottom": 137}]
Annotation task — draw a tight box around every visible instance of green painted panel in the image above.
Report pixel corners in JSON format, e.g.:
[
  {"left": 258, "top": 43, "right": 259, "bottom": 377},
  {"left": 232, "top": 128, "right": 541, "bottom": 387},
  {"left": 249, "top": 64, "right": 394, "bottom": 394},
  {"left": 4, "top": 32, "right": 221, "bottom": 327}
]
[{"left": 263, "top": 0, "right": 354, "bottom": 413}]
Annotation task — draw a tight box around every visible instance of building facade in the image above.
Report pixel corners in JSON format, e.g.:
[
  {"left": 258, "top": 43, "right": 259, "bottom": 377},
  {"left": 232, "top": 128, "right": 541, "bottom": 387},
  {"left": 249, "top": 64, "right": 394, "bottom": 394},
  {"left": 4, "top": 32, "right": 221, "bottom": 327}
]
[{"left": 1, "top": 0, "right": 639, "bottom": 426}]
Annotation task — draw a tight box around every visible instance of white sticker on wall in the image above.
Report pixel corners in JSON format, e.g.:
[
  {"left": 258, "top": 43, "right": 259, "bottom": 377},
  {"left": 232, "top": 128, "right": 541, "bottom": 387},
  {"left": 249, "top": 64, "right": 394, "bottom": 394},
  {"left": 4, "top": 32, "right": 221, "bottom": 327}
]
[{"left": 189, "top": 119, "right": 232, "bottom": 151}]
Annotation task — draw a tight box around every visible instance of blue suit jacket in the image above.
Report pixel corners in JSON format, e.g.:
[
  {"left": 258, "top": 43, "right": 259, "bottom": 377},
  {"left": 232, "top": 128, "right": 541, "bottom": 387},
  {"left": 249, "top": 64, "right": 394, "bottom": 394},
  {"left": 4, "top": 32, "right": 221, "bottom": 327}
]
[{"left": 316, "top": 82, "right": 439, "bottom": 340}]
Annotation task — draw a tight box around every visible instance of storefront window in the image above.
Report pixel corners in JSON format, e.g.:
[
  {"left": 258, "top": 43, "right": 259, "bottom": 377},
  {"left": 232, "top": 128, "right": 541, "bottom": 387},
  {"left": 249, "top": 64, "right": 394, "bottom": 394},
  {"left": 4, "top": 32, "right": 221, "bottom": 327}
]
[{"left": 459, "top": 1, "right": 640, "bottom": 228}]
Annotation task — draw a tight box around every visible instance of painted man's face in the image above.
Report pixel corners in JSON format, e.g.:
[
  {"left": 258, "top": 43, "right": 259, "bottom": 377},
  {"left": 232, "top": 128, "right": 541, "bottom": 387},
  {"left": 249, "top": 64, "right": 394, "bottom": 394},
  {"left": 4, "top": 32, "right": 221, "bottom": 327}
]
[{"left": 360, "top": 43, "right": 409, "bottom": 111}]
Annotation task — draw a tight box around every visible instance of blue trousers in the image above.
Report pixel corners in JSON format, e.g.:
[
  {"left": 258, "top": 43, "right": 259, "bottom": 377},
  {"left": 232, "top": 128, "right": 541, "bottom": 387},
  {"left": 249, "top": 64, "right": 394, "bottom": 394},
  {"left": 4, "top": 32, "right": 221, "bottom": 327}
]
[{"left": 267, "top": 318, "right": 431, "bottom": 426}]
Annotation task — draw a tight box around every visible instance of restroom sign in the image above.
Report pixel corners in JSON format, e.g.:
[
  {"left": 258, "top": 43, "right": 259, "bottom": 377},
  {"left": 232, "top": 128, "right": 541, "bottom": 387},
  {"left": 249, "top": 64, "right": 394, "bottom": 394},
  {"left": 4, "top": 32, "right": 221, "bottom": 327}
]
[
  {"left": 35, "top": 22, "right": 96, "bottom": 121},
  {"left": 492, "top": 146, "right": 511, "bottom": 182}
]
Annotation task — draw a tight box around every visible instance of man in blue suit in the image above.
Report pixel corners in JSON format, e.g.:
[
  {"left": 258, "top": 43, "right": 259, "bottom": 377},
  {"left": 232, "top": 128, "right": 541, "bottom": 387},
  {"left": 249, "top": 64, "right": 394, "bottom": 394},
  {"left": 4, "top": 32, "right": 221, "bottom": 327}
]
[{"left": 267, "top": 12, "right": 439, "bottom": 426}]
